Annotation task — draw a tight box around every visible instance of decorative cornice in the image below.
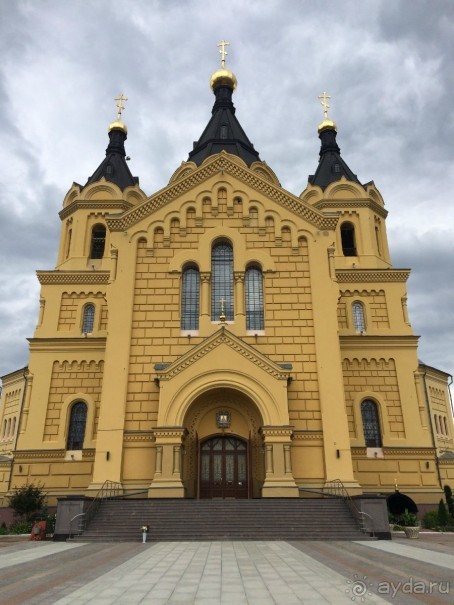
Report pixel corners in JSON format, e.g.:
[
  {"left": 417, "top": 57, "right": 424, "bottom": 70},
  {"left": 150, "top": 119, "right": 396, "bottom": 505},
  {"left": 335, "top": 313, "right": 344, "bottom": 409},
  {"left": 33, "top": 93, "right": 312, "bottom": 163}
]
[
  {"left": 124, "top": 431, "right": 155, "bottom": 443},
  {"left": 13, "top": 448, "right": 96, "bottom": 460},
  {"left": 59, "top": 200, "right": 133, "bottom": 221},
  {"left": 340, "top": 335, "right": 419, "bottom": 351},
  {"left": 292, "top": 432, "right": 324, "bottom": 441},
  {"left": 106, "top": 155, "right": 339, "bottom": 232},
  {"left": 260, "top": 426, "right": 294, "bottom": 438},
  {"left": 28, "top": 338, "right": 106, "bottom": 353},
  {"left": 155, "top": 327, "right": 291, "bottom": 382},
  {"left": 351, "top": 447, "right": 435, "bottom": 456},
  {"left": 313, "top": 199, "right": 388, "bottom": 219},
  {"left": 153, "top": 427, "right": 187, "bottom": 439},
  {"left": 336, "top": 269, "right": 410, "bottom": 283},
  {"left": 37, "top": 271, "right": 110, "bottom": 285}
]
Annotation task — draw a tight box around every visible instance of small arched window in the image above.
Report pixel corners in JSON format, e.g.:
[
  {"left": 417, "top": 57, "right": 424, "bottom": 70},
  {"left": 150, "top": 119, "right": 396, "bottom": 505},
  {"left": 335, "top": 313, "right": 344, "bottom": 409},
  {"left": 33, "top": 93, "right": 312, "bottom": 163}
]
[
  {"left": 341, "top": 222, "right": 357, "bottom": 256},
  {"left": 82, "top": 304, "right": 95, "bottom": 334},
  {"left": 352, "top": 302, "right": 366, "bottom": 332},
  {"left": 443, "top": 417, "right": 448, "bottom": 436},
  {"left": 361, "top": 400, "right": 382, "bottom": 447},
  {"left": 245, "top": 266, "right": 264, "bottom": 331},
  {"left": 2, "top": 419, "right": 6, "bottom": 439},
  {"left": 11, "top": 417, "right": 16, "bottom": 437},
  {"left": 181, "top": 265, "right": 200, "bottom": 331},
  {"left": 211, "top": 241, "right": 234, "bottom": 321},
  {"left": 7, "top": 418, "right": 11, "bottom": 438},
  {"left": 67, "top": 402, "right": 88, "bottom": 450},
  {"left": 220, "top": 125, "right": 228, "bottom": 139},
  {"left": 90, "top": 225, "right": 106, "bottom": 259}
]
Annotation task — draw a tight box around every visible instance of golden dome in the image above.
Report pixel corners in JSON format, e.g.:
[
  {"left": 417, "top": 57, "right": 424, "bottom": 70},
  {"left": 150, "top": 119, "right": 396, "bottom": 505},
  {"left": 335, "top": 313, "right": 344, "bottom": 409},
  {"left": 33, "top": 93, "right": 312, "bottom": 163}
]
[
  {"left": 108, "top": 120, "right": 128, "bottom": 134},
  {"left": 210, "top": 68, "right": 237, "bottom": 91},
  {"left": 317, "top": 118, "right": 337, "bottom": 134}
]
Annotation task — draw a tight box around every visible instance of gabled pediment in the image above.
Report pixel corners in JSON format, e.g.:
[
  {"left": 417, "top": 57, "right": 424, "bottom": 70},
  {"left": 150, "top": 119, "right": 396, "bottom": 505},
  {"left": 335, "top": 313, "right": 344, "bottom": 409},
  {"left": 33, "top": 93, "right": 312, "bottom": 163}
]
[
  {"left": 155, "top": 326, "right": 291, "bottom": 382},
  {"left": 106, "top": 153, "right": 338, "bottom": 233}
]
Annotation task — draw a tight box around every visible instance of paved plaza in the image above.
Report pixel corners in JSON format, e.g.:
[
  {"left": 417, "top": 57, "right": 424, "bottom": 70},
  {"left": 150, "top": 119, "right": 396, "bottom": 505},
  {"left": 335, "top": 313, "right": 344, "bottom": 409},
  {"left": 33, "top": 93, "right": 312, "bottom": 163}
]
[{"left": 0, "top": 535, "right": 453, "bottom": 604}]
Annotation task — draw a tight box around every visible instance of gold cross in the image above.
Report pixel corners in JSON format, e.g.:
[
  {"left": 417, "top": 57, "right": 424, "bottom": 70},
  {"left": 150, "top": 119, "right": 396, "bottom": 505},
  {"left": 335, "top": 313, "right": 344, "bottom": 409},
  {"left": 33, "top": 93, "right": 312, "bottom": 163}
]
[
  {"left": 219, "top": 297, "right": 226, "bottom": 323},
  {"left": 318, "top": 91, "right": 331, "bottom": 120},
  {"left": 114, "top": 93, "right": 128, "bottom": 121},
  {"left": 217, "top": 40, "right": 230, "bottom": 68}
]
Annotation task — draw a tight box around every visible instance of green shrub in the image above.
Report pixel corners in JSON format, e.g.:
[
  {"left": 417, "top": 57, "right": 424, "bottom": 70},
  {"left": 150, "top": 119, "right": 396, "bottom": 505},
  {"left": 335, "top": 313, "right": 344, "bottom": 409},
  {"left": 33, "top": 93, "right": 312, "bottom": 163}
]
[
  {"left": 9, "top": 520, "right": 34, "bottom": 535},
  {"left": 7, "top": 484, "right": 46, "bottom": 521},
  {"left": 444, "top": 485, "right": 454, "bottom": 518},
  {"left": 438, "top": 499, "right": 449, "bottom": 527},
  {"left": 398, "top": 509, "right": 419, "bottom": 527},
  {"left": 422, "top": 510, "right": 439, "bottom": 529}
]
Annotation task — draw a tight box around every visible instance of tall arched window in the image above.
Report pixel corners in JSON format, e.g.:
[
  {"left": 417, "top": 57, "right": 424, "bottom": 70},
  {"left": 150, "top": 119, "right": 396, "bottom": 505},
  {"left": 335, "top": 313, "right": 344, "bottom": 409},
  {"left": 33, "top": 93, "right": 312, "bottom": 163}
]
[
  {"left": 341, "top": 222, "right": 357, "bottom": 256},
  {"left": 90, "top": 224, "right": 106, "bottom": 259},
  {"left": 181, "top": 265, "right": 200, "bottom": 331},
  {"left": 352, "top": 302, "right": 366, "bottom": 332},
  {"left": 211, "top": 241, "right": 234, "bottom": 321},
  {"left": 82, "top": 304, "right": 95, "bottom": 334},
  {"left": 361, "top": 400, "right": 382, "bottom": 447},
  {"left": 245, "top": 265, "right": 264, "bottom": 330},
  {"left": 434, "top": 415, "right": 440, "bottom": 434},
  {"left": 67, "top": 402, "right": 88, "bottom": 450}
]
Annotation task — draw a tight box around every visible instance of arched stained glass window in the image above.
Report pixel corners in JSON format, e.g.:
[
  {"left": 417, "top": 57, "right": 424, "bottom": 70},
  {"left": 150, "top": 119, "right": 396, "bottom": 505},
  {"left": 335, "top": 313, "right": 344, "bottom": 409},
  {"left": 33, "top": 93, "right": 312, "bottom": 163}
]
[
  {"left": 352, "top": 302, "right": 366, "bottom": 332},
  {"left": 361, "top": 400, "right": 382, "bottom": 447},
  {"left": 90, "top": 224, "right": 106, "bottom": 259},
  {"left": 82, "top": 304, "right": 95, "bottom": 334},
  {"left": 181, "top": 266, "right": 200, "bottom": 330},
  {"left": 341, "top": 222, "right": 357, "bottom": 256},
  {"left": 67, "top": 402, "right": 87, "bottom": 450},
  {"left": 245, "top": 266, "right": 264, "bottom": 330},
  {"left": 211, "top": 242, "right": 234, "bottom": 321}
]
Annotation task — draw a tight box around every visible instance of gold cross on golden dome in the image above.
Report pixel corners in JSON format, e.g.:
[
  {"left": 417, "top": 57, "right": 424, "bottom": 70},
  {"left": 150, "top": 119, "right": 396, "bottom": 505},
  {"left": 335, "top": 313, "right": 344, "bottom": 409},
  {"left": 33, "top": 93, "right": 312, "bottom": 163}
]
[
  {"left": 318, "top": 91, "right": 331, "bottom": 119},
  {"left": 217, "top": 40, "right": 230, "bottom": 68},
  {"left": 114, "top": 93, "right": 128, "bottom": 121}
]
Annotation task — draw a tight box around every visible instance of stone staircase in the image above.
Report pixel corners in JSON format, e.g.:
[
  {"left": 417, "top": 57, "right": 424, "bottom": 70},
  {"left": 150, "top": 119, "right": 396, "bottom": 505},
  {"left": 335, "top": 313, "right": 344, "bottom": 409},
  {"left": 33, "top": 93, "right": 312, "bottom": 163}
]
[{"left": 71, "top": 498, "right": 373, "bottom": 542}]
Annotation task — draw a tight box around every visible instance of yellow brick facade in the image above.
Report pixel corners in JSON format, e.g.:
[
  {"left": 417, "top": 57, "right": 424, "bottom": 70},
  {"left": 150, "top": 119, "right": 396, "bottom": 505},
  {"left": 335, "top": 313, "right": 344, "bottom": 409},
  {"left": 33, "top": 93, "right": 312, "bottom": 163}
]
[{"left": 1, "top": 74, "right": 453, "bottom": 509}]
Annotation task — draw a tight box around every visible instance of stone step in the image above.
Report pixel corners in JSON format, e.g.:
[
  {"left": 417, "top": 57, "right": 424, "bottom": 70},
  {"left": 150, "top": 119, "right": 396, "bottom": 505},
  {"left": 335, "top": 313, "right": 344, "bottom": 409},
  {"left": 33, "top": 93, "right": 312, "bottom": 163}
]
[{"left": 70, "top": 498, "right": 372, "bottom": 542}]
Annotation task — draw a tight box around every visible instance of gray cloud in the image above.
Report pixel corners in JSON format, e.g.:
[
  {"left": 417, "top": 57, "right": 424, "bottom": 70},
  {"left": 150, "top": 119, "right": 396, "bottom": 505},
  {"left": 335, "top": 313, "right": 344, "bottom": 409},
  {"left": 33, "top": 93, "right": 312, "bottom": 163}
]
[{"left": 0, "top": 0, "right": 453, "bottom": 384}]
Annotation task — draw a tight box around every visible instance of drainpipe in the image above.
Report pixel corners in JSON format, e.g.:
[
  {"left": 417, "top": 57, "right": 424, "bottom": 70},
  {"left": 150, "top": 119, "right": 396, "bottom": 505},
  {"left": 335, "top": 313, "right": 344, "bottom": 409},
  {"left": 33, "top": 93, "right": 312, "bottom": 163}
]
[
  {"left": 421, "top": 365, "right": 443, "bottom": 491},
  {"left": 7, "top": 368, "right": 28, "bottom": 493}
]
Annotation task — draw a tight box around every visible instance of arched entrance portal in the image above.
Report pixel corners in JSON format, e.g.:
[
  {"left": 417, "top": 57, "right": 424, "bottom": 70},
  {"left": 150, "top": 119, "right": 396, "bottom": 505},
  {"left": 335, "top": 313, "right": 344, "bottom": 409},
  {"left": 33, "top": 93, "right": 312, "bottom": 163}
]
[
  {"left": 200, "top": 435, "right": 248, "bottom": 499},
  {"left": 182, "top": 387, "right": 264, "bottom": 498}
]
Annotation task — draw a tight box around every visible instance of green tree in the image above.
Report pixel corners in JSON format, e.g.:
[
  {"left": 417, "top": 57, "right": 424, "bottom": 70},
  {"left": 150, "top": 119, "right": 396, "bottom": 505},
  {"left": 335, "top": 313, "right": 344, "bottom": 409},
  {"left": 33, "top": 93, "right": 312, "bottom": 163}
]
[
  {"left": 7, "top": 484, "right": 46, "bottom": 521},
  {"left": 438, "top": 499, "right": 449, "bottom": 528},
  {"left": 443, "top": 485, "right": 454, "bottom": 518}
]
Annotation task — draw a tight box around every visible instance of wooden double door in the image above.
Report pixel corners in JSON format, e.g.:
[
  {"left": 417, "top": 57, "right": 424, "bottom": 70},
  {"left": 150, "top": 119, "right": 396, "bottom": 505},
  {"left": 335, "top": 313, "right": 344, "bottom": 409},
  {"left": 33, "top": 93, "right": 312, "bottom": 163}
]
[{"left": 199, "top": 436, "right": 249, "bottom": 499}]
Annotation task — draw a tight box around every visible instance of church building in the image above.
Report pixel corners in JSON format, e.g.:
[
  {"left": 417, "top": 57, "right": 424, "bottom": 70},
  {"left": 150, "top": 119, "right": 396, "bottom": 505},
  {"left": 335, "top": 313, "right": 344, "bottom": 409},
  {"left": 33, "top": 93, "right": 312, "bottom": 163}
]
[{"left": 1, "top": 45, "right": 453, "bottom": 512}]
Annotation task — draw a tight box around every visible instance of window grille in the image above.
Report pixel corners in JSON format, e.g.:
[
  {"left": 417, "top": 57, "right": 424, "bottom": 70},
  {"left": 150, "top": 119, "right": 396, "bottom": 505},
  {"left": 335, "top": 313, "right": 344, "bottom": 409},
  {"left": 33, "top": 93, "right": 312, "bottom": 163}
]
[
  {"left": 245, "top": 266, "right": 264, "bottom": 330},
  {"left": 211, "top": 242, "right": 234, "bottom": 321},
  {"left": 90, "top": 225, "right": 106, "bottom": 259},
  {"left": 341, "top": 222, "right": 357, "bottom": 256},
  {"left": 82, "top": 304, "right": 95, "bottom": 333},
  {"left": 67, "top": 402, "right": 87, "bottom": 450},
  {"left": 181, "top": 266, "right": 200, "bottom": 330},
  {"left": 361, "top": 400, "right": 382, "bottom": 447},
  {"left": 352, "top": 302, "right": 366, "bottom": 332}
]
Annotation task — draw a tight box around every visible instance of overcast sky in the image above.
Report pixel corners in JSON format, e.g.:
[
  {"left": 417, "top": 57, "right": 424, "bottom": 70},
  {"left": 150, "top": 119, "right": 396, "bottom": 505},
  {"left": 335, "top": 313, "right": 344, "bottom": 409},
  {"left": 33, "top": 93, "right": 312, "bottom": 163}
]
[{"left": 0, "top": 0, "right": 453, "bottom": 390}]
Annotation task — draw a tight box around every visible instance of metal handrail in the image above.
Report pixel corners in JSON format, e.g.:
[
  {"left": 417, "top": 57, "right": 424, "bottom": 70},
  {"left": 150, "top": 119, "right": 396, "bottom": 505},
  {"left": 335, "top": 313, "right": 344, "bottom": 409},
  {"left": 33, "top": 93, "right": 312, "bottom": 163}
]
[
  {"left": 324, "top": 479, "right": 375, "bottom": 537},
  {"left": 68, "top": 480, "right": 122, "bottom": 540}
]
